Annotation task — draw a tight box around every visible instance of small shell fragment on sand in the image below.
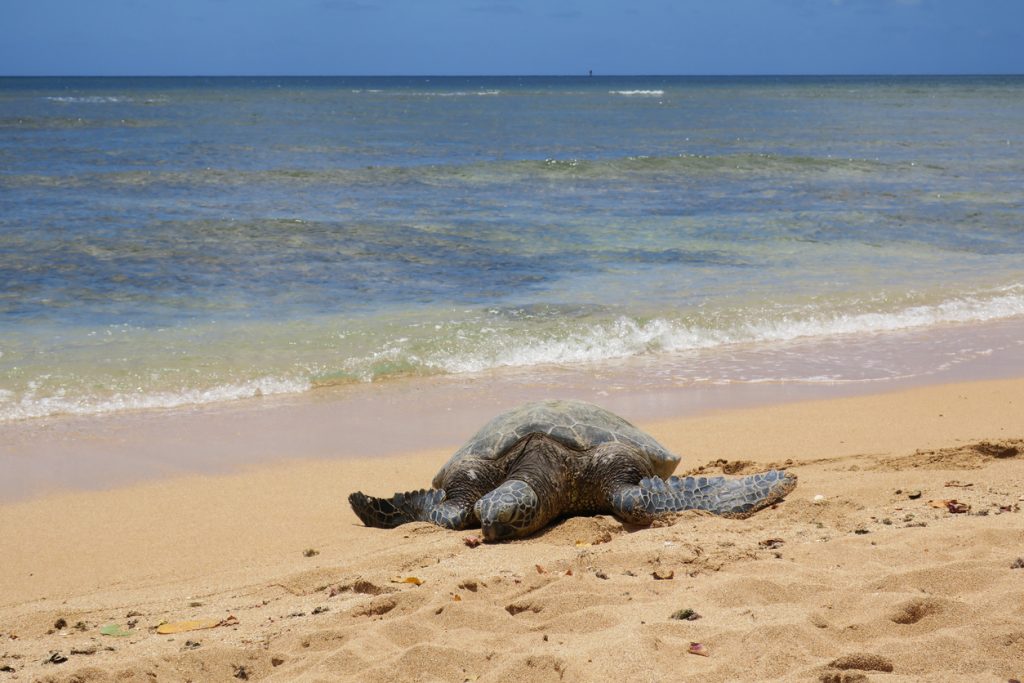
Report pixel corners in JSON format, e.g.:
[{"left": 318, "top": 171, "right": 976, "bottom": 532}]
[
  {"left": 157, "top": 619, "right": 218, "bottom": 635},
  {"left": 390, "top": 576, "right": 423, "bottom": 586},
  {"left": 687, "top": 642, "right": 709, "bottom": 656},
  {"left": 155, "top": 615, "right": 237, "bottom": 635},
  {"left": 929, "top": 499, "right": 970, "bottom": 513},
  {"left": 652, "top": 569, "right": 674, "bottom": 580},
  {"left": 463, "top": 536, "right": 482, "bottom": 548}
]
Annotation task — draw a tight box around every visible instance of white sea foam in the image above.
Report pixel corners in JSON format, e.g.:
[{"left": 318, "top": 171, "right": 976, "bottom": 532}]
[
  {"left": 421, "top": 90, "right": 501, "bottom": 97},
  {"left": 3, "top": 286, "right": 1022, "bottom": 423},
  {"left": 611, "top": 90, "right": 665, "bottom": 96},
  {"left": 738, "top": 285, "right": 1024, "bottom": 344},
  {"left": 0, "top": 375, "right": 311, "bottom": 422},
  {"left": 429, "top": 317, "right": 718, "bottom": 374},
  {"left": 426, "top": 285, "right": 1024, "bottom": 375},
  {"left": 45, "top": 96, "right": 132, "bottom": 103}
]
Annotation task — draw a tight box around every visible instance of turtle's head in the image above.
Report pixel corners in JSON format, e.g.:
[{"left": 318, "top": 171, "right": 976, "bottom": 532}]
[{"left": 475, "top": 479, "right": 540, "bottom": 542}]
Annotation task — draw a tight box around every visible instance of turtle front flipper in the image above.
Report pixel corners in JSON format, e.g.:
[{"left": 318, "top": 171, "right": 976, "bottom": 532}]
[
  {"left": 348, "top": 489, "right": 476, "bottom": 530},
  {"left": 610, "top": 470, "right": 797, "bottom": 524}
]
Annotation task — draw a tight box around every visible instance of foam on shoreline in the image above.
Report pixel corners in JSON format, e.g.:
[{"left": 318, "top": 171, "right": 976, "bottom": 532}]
[
  {"left": 2, "top": 324, "right": 1023, "bottom": 504},
  {"left": 3, "top": 292, "right": 1023, "bottom": 424}
]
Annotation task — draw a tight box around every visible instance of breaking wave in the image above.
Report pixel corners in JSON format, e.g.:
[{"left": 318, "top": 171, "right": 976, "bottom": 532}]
[
  {"left": 611, "top": 90, "right": 665, "bottom": 96},
  {"left": 44, "top": 95, "right": 133, "bottom": 103},
  {"left": 391, "top": 285, "right": 1024, "bottom": 377},
  {"left": 0, "top": 375, "right": 311, "bottom": 422},
  {"left": 2, "top": 284, "right": 1022, "bottom": 423}
]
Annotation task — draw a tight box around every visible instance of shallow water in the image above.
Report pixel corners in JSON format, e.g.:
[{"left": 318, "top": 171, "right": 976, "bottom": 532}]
[{"left": 2, "top": 76, "right": 1023, "bottom": 421}]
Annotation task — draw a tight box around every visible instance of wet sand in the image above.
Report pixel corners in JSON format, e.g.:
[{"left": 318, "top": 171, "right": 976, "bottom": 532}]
[
  {"left": 4, "top": 317, "right": 1024, "bottom": 503},
  {"left": 1, "top": 377, "right": 1023, "bottom": 681}
]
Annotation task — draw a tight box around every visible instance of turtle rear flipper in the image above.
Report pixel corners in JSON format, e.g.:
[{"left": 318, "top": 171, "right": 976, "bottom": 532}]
[
  {"left": 348, "top": 489, "right": 476, "bottom": 530},
  {"left": 610, "top": 470, "right": 797, "bottom": 523}
]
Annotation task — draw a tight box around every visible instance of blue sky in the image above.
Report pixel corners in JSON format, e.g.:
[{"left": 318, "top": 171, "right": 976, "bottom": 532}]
[{"left": 2, "top": 0, "right": 1022, "bottom": 76}]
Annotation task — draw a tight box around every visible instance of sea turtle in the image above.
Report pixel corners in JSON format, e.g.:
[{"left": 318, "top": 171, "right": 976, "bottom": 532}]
[{"left": 349, "top": 399, "right": 796, "bottom": 541}]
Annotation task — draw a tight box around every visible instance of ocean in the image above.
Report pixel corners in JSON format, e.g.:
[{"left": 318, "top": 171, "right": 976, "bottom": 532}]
[{"left": 2, "top": 75, "right": 1023, "bottom": 423}]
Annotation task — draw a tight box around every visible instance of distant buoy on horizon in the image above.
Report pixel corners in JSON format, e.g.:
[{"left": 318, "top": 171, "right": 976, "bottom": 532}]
[{"left": 588, "top": 69, "right": 593, "bottom": 77}]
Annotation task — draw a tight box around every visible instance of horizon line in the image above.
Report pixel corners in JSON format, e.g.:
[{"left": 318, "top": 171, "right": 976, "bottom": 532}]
[{"left": 3, "top": 72, "right": 1023, "bottom": 79}]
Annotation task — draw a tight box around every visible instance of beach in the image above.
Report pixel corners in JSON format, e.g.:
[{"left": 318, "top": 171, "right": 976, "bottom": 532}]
[
  {"left": 3, "top": 74, "right": 1023, "bottom": 682},
  {"left": 2, "top": 376, "right": 1022, "bottom": 682}
]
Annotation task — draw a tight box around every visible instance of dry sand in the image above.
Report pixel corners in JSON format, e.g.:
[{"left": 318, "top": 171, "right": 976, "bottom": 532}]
[{"left": 1, "top": 377, "right": 1023, "bottom": 682}]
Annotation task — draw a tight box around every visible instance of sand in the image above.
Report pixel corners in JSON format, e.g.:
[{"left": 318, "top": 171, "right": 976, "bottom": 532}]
[{"left": 1, "top": 377, "right": 1023, "bottom": 682}]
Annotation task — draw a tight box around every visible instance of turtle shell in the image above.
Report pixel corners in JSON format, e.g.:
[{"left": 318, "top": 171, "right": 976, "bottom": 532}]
[{"left": 432, "top": 399, "right": 680, "bottom": 487}]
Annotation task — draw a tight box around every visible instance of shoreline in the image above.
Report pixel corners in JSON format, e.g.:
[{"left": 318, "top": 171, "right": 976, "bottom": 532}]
[
  {"left": 3, "top": 317, "right": 1024, "bottom": 503},
  {"left": 1, "top": 374, "right": 1022, "bottom": 680},
  {"left": 4, "top": 311, "right": 1024, "bottom": 424}
]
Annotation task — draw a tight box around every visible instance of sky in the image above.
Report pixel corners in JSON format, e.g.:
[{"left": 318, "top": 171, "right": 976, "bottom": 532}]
[{"left": 1, "top": 0, "right": 1022, "bottom": 76}]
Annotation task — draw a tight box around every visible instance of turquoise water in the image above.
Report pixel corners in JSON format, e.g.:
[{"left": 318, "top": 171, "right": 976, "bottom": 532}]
[{"left": 1, "top": 76, "right": 1023, "bottom": 421}]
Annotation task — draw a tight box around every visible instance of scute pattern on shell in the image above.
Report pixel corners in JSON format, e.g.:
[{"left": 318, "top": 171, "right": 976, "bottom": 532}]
[{"left": 432, "top": 399, "right": 680, "bottom": 488}]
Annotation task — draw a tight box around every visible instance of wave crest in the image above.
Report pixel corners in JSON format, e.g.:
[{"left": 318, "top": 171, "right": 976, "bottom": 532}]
[
  {"left": 0, "top": 376, "right": 310, "bottom": 422},
  {"left": 347, "top": 284, "right": 1024, "bottom": 379},
  {"left": 2, "top": 285, "right": 1021, "bottom": 422},
  {"left": 45, "top": 96, "right": 132, "bottom": 103},
  {"left": 611, "top": 90, "right": 665, "bottom": 96}
]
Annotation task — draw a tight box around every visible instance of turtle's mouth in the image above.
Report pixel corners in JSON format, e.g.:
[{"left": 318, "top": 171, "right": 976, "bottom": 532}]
[{"left": 481, "top": 521, "right": 516, "bottom": 542}]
